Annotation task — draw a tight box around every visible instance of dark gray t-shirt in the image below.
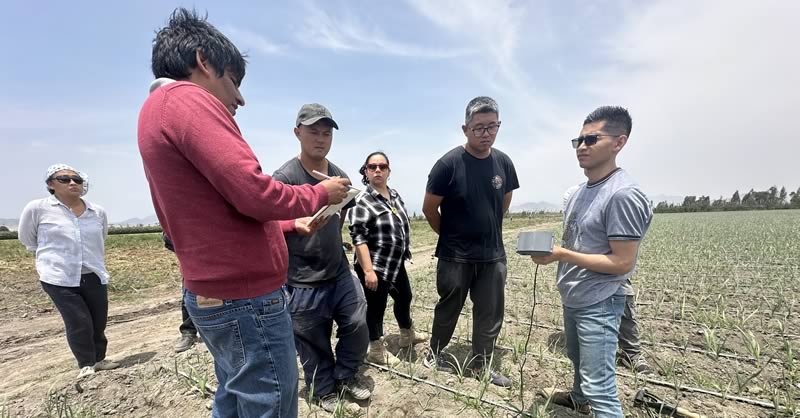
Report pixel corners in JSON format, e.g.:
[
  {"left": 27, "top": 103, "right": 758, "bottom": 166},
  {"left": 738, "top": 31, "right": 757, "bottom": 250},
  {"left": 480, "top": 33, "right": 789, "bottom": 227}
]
[
  {"left": 273, "top": 158, "right": 354, "bottom": 287},
  {"left": 557, "top": 168, "right": 652, "bottom": 308}
]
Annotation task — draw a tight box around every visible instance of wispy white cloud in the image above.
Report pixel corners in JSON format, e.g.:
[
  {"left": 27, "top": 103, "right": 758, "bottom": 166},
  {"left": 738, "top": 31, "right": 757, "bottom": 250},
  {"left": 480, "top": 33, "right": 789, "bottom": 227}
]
[
  {"left": 223, "top": 27, "right": 285, "bottom": 55},
  {"left": 295, "top": 5, "right": 470, "bottom": 58},
  {"left": 587, "top": 0, "right": 800, "bottom": 197}
]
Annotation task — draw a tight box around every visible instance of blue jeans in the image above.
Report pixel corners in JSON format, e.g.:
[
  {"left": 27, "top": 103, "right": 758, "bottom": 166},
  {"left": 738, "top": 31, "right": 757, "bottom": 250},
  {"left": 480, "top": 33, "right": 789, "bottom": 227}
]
[
  {"left": 287, "top": 269, "right": 368, "bottom": 398},
  {"left": 563, "top": 295, "right": 625, "bottom": 418},
  {"left": 184, "top": 287, "right": 298, "bottom": 418}
]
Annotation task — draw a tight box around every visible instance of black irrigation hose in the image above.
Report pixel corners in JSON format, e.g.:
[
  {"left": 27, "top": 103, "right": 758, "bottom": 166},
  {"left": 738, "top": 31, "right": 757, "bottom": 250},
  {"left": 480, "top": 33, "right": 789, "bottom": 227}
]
[
  {"left": 365, "top": 361, "right": 532, "bottom": 417},
  {"left": 375, "top": 321, "right": 787, "bottom": 413}
]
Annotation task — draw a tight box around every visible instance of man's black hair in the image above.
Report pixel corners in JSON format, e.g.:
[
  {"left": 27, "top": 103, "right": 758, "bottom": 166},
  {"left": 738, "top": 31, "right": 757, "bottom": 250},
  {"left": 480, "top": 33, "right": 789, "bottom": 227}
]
[
  {"left": 151, "top": 8, "right": 247, "bottom": 85},
  {"left": 583, "top": 106, "right": 632, "bottom": 136}
]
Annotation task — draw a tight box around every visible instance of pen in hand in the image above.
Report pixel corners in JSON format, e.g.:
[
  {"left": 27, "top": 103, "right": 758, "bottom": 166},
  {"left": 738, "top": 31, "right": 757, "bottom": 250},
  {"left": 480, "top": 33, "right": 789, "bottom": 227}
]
[{"left": 312, "top": 170, "right": 358, "bottom": 190}]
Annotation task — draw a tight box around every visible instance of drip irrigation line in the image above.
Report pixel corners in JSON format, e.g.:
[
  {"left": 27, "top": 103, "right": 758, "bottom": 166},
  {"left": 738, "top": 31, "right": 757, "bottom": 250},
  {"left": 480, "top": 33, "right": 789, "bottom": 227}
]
[{"left": 410, "top": 304, "right": 790, "bottom": 366}]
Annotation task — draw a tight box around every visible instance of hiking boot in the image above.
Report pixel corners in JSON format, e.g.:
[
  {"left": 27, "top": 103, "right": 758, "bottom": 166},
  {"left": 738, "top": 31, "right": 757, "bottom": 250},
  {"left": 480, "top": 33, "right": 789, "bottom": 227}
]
[
  {"left": 76, "top": 366, "right": 95, "bottom": 379},
  {"left": 314, "top": 392, "right": 360, "bottom": 414},
  {"left": 338, "top": 376, "right": 371, "bottom": 401},
  {"left": 422, "top": 349, "right": 451, "bottom": 371},
  {"left": 175, "top": 334, "right": 198, "bottom": 353},
  {"left": 398, "top": 326, "right": 426, "bottom": 347},
  {"left": 366, "top": 338, "right": 402, "bottom": 367},
  {"left": 539, "top": 387, "right": 591, "bottom": 415},
  {"left": 94, "top": 359, "right": 120, "bottom": 371},
  {"left": 619, "top": 353, "right": 654, "bottom": 375}
]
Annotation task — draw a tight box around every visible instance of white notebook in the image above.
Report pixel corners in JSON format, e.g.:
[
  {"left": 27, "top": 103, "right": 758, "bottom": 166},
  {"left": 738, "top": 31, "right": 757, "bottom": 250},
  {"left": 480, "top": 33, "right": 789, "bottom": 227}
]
[{"left": 309, "top": 187, "right": 361, "bottom": 225}]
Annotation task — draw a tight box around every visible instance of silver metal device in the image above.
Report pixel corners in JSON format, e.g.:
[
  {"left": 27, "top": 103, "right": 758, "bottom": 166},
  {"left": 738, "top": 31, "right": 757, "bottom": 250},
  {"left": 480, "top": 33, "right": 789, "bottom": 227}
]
[{"left": 516, "top": 231, "right": 555, "bottom": 256}]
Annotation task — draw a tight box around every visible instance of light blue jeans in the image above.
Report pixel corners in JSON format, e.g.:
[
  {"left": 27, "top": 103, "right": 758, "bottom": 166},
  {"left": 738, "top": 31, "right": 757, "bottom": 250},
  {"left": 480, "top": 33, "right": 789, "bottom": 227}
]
[
  {"left": 563, "top": 295, "right": 626, "bottom": 418},
  {"left": 184, "top": 287, "right": 299, "bottom": 418}
]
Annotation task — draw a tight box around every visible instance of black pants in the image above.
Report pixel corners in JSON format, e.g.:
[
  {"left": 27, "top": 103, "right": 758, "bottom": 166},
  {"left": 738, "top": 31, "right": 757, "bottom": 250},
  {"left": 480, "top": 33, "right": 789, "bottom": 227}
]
[
  {"left": 429, "top": 259, "right": 506, "bottom": 364},
  {"left": 179, "top": 286, "right": 197, "bottom": 336},
  {"left": 354, "top": 262, "right": 413, "bottom": 341},
  {"left": 41, "top": 273, "right": 109, "bottom": 368}
]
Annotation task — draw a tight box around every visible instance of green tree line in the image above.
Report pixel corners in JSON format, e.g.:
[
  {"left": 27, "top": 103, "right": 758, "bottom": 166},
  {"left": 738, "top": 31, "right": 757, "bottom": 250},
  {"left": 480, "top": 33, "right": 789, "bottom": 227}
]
[{"left": 654, "top": 186, "right": 800, "bottom": 213}]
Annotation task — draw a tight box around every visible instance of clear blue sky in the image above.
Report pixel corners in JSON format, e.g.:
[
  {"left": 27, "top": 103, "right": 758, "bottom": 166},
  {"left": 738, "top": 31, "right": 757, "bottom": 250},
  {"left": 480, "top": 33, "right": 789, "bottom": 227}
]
[{"left": 1, "top": 0, "right": 797, "bottom": 221}]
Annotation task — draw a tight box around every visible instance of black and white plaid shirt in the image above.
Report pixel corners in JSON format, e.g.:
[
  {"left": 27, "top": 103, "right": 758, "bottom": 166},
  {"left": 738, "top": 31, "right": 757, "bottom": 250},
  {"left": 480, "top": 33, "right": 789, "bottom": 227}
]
[{"left": 348, "top": 185, "right": 411, "bottom": 283}]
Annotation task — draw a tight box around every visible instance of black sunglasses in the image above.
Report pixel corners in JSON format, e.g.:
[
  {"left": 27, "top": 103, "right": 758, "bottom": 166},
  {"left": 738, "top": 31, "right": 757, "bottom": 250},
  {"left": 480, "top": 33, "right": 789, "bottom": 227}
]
[
  {"left": 52, "top": 175, "right": 84, "bottom": 185},
  {"left": 571, "top": 134, "right": 620, "bottom": 149},
  {"left": 366, "top": 163, "right": 389, "bottom": 171}
]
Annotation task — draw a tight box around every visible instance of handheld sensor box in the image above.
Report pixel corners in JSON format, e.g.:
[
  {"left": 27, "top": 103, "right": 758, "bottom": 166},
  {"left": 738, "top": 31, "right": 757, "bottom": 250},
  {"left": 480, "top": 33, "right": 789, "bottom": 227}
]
[{"left": 516, "top": 231, "right": 555, "bottom": 256}]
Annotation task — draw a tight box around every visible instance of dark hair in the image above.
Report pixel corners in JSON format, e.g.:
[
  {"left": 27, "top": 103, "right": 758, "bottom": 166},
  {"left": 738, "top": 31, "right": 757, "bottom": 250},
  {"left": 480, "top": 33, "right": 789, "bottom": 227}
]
[
  {"left": 151, "top": 8, "right": 247, "bottom": 84},
  {"left": 465, "top": 96, "right": 499, "bottom": 125},
  {"left": 583, "top": 106, "right": 632, "bottom": 136},
  {"left": 359, "top": 151, "right": 390, "bottom": 185}
]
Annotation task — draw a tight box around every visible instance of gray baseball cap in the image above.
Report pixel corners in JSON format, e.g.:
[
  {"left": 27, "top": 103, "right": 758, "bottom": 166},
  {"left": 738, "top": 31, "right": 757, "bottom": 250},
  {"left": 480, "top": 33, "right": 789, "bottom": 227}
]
[{"left": 295, "top": 103, "right": 339, "bottom": 129}]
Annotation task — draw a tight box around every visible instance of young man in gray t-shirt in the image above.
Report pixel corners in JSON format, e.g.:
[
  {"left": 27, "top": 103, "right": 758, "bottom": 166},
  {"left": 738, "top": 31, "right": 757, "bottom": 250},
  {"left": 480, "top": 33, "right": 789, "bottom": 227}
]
[
  {"left": 274, "top": 103, "right": 370, "bottom": 413},
  {"left": 532, "top": 106, "right": 652, "bottom": 417},
  {"left": 561, "top": 185, "right": 653, "bottom": 375}
]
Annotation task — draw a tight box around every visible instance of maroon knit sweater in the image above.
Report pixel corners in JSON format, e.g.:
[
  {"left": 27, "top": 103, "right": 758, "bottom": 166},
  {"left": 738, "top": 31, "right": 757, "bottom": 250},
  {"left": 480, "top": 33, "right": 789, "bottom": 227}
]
[{"left": 138, "top": 81, "right": 327, "bottom": 299}]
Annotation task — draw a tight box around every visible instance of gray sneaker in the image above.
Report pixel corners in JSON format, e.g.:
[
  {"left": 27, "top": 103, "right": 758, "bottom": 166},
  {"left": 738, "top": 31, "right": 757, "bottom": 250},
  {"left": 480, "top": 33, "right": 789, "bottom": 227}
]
[
  {"left": 175, "top": 334, "right": 198, "bottom": 353},
  {"left": 422, "top": 349, "right": 451, "bottom": 371},
  {"left": 473, "top": 367, "right": 512, "bottom": 388},
  {"left": 619, "top": 354, "right": 654, "bottom": 375},
  {"left": 314, "top": 392, "right": 360, "bottom": 414},
  {"left": 94, "top": 359, "right": 120, "bottom": 371},
  {"left": 338, "top": 376, "right": 371, "bottom": 401}
]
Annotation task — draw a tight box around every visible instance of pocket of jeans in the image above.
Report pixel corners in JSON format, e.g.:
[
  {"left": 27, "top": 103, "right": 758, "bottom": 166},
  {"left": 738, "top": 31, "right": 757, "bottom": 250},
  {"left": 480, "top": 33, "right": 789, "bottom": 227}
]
[
  {"left": 258, "top": 293, "right": 287, "bottom": 319},
  {"left": 195, "top": 319, "right": 246, "bottom": 370}
]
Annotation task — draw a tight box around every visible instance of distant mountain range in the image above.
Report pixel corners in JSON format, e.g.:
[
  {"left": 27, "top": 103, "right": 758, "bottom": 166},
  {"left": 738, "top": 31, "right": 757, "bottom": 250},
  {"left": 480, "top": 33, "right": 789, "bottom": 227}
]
[
  {"left": 114, "top": 214, "right": 160, "bottom": 226},
  {"left": 0, "top": 214, "right": 161, "bottom": 231},
  {"left": 0, "top": 195, "right": 690, "bottom": 231},
  {"left": 510, "top": 201, "right": 560, "bottom": 213},
  {"left": 0, "top": 218, "right": 18, "bottom": 231}
]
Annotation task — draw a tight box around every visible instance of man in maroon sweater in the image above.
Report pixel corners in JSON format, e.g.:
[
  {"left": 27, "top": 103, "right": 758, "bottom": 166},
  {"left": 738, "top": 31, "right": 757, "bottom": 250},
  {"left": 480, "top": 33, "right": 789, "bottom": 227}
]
[{"left": 137, "top": 9, "right": 350, "bottom": 418}]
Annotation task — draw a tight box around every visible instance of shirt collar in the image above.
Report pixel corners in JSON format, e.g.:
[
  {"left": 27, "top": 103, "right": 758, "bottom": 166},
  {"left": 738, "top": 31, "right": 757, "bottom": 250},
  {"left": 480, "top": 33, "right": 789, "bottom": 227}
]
[
  {"left": 46, "top": 195, "right": 94, "bottom": 212},
  {"left": 366, "top": 185, "right": 397, "bottom": 200}
]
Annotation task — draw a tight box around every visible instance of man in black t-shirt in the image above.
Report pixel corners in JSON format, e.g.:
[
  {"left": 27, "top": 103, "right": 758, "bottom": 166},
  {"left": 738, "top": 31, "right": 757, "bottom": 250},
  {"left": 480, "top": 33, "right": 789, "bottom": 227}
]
[
  {"left": 422, "top": 96, "right": 519, "bottom": 387},
  {"left": 273, "top": 103, "right": 369, "bottom": 413}
]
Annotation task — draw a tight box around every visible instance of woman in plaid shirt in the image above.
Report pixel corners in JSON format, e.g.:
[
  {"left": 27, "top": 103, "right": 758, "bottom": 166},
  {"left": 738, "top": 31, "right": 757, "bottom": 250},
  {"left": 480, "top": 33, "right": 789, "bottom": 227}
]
[{"left": 349, "top": 152, "right": 426, "bottom": 366}]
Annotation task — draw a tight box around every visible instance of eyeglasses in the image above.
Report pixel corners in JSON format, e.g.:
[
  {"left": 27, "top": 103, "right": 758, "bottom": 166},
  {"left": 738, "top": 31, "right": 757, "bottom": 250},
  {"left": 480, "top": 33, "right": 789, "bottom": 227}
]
[
  {"left": 471, "top": 123, "right": 500, "bottom": 136},
  {"left": 366, "top": 163, "right": 389, "bottom": 171},
  {"left": 52, "top": 175, "right": 84, "bottom": 185},
  {"left": 571, "top": 134, "right": 620, "bottom": 149}
]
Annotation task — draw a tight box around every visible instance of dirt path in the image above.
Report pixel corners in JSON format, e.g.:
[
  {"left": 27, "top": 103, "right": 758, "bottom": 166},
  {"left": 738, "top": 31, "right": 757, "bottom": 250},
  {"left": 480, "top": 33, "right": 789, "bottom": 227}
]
[{"left": 0, "top": 222, "right": 564, "bottom": 417}]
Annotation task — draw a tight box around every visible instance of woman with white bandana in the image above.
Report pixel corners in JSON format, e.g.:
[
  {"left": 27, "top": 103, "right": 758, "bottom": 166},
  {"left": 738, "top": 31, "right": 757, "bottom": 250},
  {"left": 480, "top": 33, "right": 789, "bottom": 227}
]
[{"left": 18, "top": 164, "right": 119, "bottom": 379}]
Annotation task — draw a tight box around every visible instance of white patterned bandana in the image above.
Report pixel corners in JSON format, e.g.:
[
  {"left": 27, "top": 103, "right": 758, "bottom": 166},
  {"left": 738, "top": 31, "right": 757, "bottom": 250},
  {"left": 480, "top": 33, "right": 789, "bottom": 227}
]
[{"left": 45, "top": 163, "right": 89, "bottom": 196}]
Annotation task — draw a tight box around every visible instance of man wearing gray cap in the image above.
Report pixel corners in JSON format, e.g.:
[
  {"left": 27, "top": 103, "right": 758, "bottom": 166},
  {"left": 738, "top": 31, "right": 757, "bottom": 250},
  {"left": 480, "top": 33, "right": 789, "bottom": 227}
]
[
  {"left": 422, "top": 96, "right": 519, "bottom": 387},
  {"left": 273, "top": 104, "right": 370, "bottom": 413}
]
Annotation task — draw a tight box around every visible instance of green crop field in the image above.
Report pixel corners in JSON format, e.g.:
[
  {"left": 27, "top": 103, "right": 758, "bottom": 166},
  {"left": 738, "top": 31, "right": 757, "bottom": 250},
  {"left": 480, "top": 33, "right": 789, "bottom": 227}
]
[{"left": 1, "top": 210, "right": 798, "bottom": 417}]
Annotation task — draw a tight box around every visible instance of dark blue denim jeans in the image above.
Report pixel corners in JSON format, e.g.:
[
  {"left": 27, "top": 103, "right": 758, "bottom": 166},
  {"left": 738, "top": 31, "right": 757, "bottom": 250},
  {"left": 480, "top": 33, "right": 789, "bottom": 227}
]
[
  {"left": 563, "top": 294, "right": 626, "bottom": 418},
  {"left": 287, "top": 269, "right": 368, "bottom": 398},
  {"left": 184, "top": 287, "right": 298, "bottom": 418}
]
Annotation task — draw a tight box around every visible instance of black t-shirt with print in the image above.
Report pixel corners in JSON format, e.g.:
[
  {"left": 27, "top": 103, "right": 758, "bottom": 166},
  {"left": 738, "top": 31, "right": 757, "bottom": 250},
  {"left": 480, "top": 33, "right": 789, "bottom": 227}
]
[{"left": 426, "top": 146, "right": 519, "bottom": 262}]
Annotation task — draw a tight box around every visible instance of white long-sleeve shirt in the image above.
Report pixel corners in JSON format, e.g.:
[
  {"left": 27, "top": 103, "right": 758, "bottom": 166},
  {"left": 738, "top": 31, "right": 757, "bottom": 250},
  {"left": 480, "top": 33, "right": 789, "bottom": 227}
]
[{"left": 18, "top": 196, "right": 110, "bottom": 287}]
